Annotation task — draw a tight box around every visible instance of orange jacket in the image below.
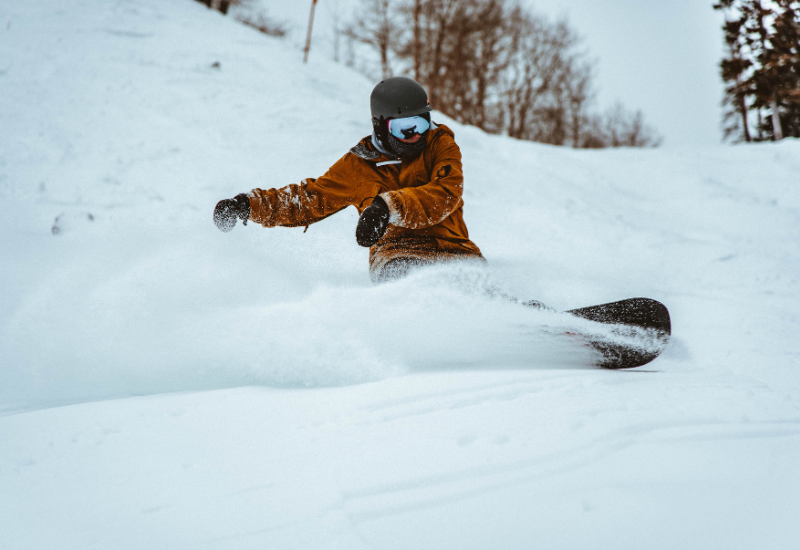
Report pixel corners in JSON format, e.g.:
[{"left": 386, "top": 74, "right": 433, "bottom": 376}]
[{"left": 247, "top": 123, "right": 483, "bottom": 276}]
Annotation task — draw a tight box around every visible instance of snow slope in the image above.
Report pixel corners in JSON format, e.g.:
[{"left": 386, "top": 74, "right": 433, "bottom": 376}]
[{"left": 1, "top": 1, "right": 800, "bottom": 548}]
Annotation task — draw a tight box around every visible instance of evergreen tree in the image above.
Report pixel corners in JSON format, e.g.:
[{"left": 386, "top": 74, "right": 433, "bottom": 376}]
[
  {"left": 767, "top": 0, "right": 800, "bottom": 137},
  {"left": 717, "top": 4, "right": 753, "bottom": 141},
  {"left": 714, "top": 0, "right": 800, "bottom": 141}
]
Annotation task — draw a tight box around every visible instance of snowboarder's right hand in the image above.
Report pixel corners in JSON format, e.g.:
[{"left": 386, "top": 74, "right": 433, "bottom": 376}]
[
  {"left": 356, "top": 196, "right": 390, "bottom": 247},
  {"left": 213, "top": 193, "right": 251, "bottom": 232}
]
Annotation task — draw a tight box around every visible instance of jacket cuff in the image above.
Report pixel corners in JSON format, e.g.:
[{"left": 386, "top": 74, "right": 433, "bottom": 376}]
[
  {"left": 379, "top": 191, "right": 403, "bottom": 226},
  {"left": 246, "top": 193, "right": 257, "bottom": 221},
  {"left": 247, "top": 190, "right": 274, "bottom": 225}
]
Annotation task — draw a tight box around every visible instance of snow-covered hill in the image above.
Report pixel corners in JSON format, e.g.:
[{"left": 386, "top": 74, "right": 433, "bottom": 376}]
[{"left": 1, "top": 1, "right": 799, "bottom": 548}]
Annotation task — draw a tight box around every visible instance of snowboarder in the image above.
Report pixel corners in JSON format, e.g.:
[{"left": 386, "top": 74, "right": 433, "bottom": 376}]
[{"left": 213, "top": 76, "right": 484, "bottom": 283}]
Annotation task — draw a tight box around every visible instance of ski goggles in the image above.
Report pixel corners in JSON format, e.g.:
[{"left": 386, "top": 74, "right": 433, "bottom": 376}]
[{"left": 388, "top": 115, "right": 431, "bottom": 139}]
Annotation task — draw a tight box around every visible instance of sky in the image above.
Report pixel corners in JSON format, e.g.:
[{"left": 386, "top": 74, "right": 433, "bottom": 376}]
[
  {"left": 247, "top": 1, "right": 726, "bottom": 146},
  {"left": 526, "top": 0, "right": 727, "bottom": 146}
]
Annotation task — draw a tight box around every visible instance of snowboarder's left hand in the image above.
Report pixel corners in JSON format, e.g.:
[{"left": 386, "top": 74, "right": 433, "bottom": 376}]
[
  {"left": 213, "top": 193, "right": 251, "bottom": 232},
  {"left": 356, "top": 196, "right": 390, "bottom": 247}
]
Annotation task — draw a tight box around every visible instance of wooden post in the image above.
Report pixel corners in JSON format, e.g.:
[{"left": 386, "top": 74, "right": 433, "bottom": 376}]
[{"left": 303, "top": 0, "right": 318, "bottom": 63}]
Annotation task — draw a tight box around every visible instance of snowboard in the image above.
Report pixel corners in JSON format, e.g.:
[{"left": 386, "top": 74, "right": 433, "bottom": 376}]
[{"left": 565, "top": 297, "right": 671, "bottom": 369}]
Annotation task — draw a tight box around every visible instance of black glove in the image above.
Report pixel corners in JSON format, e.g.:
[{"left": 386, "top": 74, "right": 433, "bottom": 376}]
[
  {"left": 356, "top": 196, "right": 390, "bottom": 247},
  {"left": 213, "top": 193, "right": 251, "bottom": 232}
]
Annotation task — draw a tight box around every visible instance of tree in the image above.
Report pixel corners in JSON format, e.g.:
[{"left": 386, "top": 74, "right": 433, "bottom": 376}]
[
  {"left": 764, "top": 0, "right": 800, "bottom": 137},
  {"left": 564, "top": 61, "right": 594, "bottom": 148},
  {"left": 344, "top": 0, "right": 399, "bottom": 78},
  {"left": 601, "top": 103, "right": 662, "bottom": 147},
  {"left": 390, "top": 0, "right": 512, "bottom": 131},
  {"left": 196, "top": 0, "right": 236, "bottom": 15},
  {"left": 719, "top": 10, "right": 754, "bottom": 141},
  {"left": 498, "top": 12, "right": 577, "bottom": 141},
  {"left": 345, "top": 0, "right": 662, "bottom": 148},
  {"left": 714, "top": 0, "right": 800, "bottom": 141}
]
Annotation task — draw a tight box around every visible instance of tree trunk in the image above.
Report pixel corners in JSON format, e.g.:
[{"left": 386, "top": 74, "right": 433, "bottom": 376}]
[
  {"left": 739, "top": 92, "right": 751, "bottom": 142},
  {"left": 413, "top": 0, "right": 421, "bottom": 80},
  {"left": 380, "top": 1, "right": 392, "bottom": 79},
  {"left": 770, "top": 95, "right": 784, "bottom": 140}
]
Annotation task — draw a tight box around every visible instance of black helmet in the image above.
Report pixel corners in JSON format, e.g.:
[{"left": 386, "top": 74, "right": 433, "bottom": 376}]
[{"left": 370, "top": 76, "right": 431, "bottom": 120}]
